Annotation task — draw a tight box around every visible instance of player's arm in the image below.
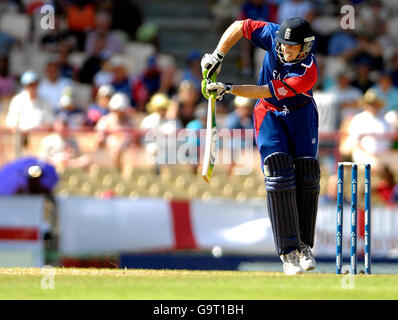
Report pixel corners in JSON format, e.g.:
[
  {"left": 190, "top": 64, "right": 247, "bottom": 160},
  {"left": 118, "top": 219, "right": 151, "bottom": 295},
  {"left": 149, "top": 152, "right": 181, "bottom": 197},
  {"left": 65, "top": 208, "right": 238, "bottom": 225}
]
[
  {"left": 230, "top": 84, "right": 272, "bottom": 98},
  {"left": 201, "top": 19, "right": 274, "bottom": 79},
  {"left": 266, "top": 61, "right": 318, "bottom": 100},
  {"left": 206, "top": 57, "right": 318, "bottom": 100},
  {"left": 216, "top": 20, "right": 244, "bottom": 56},
  {"left": 201, "top": 20, "right": 244, "bottom": 79},
  {"left": 206, "top": 82, "right": 272, "bottom": 100}
]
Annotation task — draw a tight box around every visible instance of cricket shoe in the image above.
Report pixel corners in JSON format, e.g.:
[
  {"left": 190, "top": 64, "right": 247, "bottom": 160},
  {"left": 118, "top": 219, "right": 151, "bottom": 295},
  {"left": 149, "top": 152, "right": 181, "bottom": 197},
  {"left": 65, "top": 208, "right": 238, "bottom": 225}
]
[
  {"left": 298, "top": 242, "right": 316, "bottom": 271},
  {"left": 280, "top": 250, "right": 303, "bottom": 276}
]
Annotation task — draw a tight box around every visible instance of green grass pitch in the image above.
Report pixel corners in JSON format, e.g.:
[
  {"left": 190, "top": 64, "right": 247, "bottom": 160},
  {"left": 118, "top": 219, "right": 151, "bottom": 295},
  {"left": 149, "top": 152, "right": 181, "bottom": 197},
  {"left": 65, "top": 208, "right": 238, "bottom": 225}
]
[{"left": 0, "top": 268, "right": 397, "bottom": 300}]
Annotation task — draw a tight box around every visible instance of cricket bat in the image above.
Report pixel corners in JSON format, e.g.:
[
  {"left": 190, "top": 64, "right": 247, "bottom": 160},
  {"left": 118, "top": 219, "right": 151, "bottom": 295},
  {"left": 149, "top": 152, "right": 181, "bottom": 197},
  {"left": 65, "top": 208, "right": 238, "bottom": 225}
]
[{"left": 202, "top": 73, "right": 218, "bottom": 183}]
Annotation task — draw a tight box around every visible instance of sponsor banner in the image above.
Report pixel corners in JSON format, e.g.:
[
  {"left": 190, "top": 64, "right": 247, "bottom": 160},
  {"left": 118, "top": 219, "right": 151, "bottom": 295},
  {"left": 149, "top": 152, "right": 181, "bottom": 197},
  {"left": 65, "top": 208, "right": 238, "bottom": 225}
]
[
  {"left": 58, "top": 197, "right": 174, "bottom": 254},
  {"left": 0, "top": 196, "right": 44, "bottom": 226},
  {"left": 58, "top": 197, "right": 398, "bottom": 259},
  {"left": 190, "top": 199, "right": 273, "bottom": 253},
  {"left": 314, "top": 204, "right": 398, "bottom": 259},
  {"left": 0, "top": 196, "right": 44, "bottom": 267}
]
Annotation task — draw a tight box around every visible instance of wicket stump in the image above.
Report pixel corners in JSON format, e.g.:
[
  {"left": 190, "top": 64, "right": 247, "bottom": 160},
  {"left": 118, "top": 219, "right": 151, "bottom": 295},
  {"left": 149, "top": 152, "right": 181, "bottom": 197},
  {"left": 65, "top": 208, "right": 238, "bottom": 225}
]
[{"left": 336, "top": 162, "right": 371, "bottom": 275}]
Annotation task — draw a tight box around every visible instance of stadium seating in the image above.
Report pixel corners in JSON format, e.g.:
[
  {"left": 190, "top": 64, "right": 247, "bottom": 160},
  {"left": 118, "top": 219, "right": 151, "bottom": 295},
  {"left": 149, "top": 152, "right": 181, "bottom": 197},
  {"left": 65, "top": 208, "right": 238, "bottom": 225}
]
[
  {"left": 123, "top": 42, "right": 156, "bottom": 75},
  {"left": 387, "top": 17, "right": 398, "bottom": 41},
  {"left": 0, "top": 13, "right": 30, "bottom": 41},
  {"left": 55, "top": 162, "right": 272, "bottom": 201}
]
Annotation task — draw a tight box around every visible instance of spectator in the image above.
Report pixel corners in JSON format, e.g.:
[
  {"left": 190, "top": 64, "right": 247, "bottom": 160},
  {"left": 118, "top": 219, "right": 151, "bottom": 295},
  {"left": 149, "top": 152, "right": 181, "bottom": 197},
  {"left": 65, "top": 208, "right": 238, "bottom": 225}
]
[
  {"left": 93, "top": 55, "right": 113, "bottom": 87},
  {"left": 384, "top": 108, "right": 398, "bottom": 141},
  {"left": 37, "top": 58, "right": 74, "bottom": 111},
  {"left": 66, "top": 0, "right": 96, "bottom": 51},
  {"left": 224, "top": 96, "right": 254, "bottom": 130},
  {"left": 140, "top": 93, "right": 182, "bottom": 165},
  {"left": 318, "top": 174, "right": 340, "bottom": 205},
  {"left": 313, "top": 84, "right": 348, "bottom": 173},
  {"left": 179, "top": 50, "right": 202, "bottom": 93},
  {"left": 277, "top": 0, "right": 313, "bottom": 24},
  {"left": 56, "top": 87, "right": 86, "bottom": 129},
  {"left": 6, "top": 71, "right": 54, "bottom": 131},
  {"left": 131, "top": 56, "right": 162, "bottom": 112},
  {"left": 185, "top": 102, "right": 208, "bottom": 154},
  {"left": 109, "top": 56, "right": 132, "bottom": 104},
  {"left": 41, "top": 14, "right": 73, "bottom": 53},
  {"left": 56, "top": 41, "right": 78, "bottom": 80},
  {"left": 390, "top": 51, "right": 398, "bottom": 88},
  {"left": 172, "top": 80, "right": 201, "bottom": 128},
  {"left": 326, "top": 72, "right": 362, "bottom": 125},
  {"left": 389, "top": 183, "right": 398, "bottom": 204},
  {"left": 96, "top": 93, "right": 135, "bottom": 170},
  {"left": 141, "top": 93, "right": 181, "bottom": 131},
  {"left": 85, "top": 11, "right": 124, "bottom": 57},
  {"left": 158, "top": 56, "right": 178, "bottom": 98},
  {"left": 312, "top": 55, "right": 334, "bottom": 91},
  {"left": 109, "top": 1, "right": 143, "bottom": 40},
  {"left": 343, "top": 89, "right": 392, "bottom": 168},
  {"left": 0, "top": 156, "right": 58, "bottom": 195},
  {"left": 26, "top": 1, "right": 51, "bottom": 16},
  {"left": 186, "top": 103, "right": 208, "bottom": 172},
  {"left": 349, "top": 30, "right": 384, "bottom": 71},
  {"left": 87, "top": 84, "right": 113, "bottom": 126},
  {"left": 0, "top": 30, "right": 16, "bottom": 57},
  {"left": 136, "top": 22, "right": 160, "bottom": 51},
  {"left": 358, "top": 0, "right": 388, "bottom": 39},
  {"left": 238, "top": 0, "right": 275, "bottom": 77},
  {"left": 350, "top": 59, "right": 376, "bottom": 93},
  {"left": 239, "top": 0, "right": 275, "bottom": 23},
  {"left": 79, "top": 35, "right": 109, "bottom": 84},
  {"left": 186, "top": 103, "right": 207, "bottom": 131},
  {"left": 39, "top": 118, "right": 91, "bottom": 170},
  {"left": 224, "top": 96, "right": 255, "bottom": 175},
  {"left": 328, "top": 18, "right": 383, "bottom": 67},
  {"left": 371, "top": 71, "right": 398, "bottom": 115},
  {"left": 374, "top": 165, "right": 396, "bottom": 204},
  {"left": 0, "top": 55, "right": 16, "bottom": 99},
  {"left": 327, "top": 29, "right": 358, "bottom": 59},
  {"left": 211, "top": 0, "right": 242, "bottom": 34},
  {"left": 0, "top": 0, "right": 22, "bottom": 13},
  {"left": 313, "top": 90, "right": 340, "bottom": 134}
]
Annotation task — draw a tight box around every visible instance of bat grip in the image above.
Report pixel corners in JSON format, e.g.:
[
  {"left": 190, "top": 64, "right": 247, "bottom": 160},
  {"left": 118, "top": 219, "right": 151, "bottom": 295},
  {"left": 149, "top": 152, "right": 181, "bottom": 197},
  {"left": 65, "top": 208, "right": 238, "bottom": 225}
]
[
  {"left": 201, "top": 70, "right": 218, "bottom": 100},
  {"left": 209, "top": 73, "right": 217, "bottom": 99}
]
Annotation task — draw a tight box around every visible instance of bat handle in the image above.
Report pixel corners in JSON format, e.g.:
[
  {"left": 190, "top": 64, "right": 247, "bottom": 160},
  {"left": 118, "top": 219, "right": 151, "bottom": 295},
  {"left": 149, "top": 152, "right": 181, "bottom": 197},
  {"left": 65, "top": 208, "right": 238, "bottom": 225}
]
[{"left": 208, "top": 73, "right": 218, "bottom": 99}]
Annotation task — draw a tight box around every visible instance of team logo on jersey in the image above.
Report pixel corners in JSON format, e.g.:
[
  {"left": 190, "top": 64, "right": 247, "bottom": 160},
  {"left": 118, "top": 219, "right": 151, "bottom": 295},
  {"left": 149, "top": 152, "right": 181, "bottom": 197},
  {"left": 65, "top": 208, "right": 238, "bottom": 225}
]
[
  {"left": 273, "top": 70, "right": 281, "bottom": 80},
  {"left": 312, "top": 138, "right": 316, "bottom": 144},
  {"left": 277, "top": 86, "right": 288, "bottom": 96},
  {"left": 285, "top": 28, "right": 291, "bottom": 40}
]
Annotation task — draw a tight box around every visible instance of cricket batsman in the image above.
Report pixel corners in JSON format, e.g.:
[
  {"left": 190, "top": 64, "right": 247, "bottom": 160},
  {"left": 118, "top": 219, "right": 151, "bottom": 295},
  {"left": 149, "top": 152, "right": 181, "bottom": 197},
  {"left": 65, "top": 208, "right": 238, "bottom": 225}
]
[{"left": 201, "top": 17, "right": 320, "bottom": 275}]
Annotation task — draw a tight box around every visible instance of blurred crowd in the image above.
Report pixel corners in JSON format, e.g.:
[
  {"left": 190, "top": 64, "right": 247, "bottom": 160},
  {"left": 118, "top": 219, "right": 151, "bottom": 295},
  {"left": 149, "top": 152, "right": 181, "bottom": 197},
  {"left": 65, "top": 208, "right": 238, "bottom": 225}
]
[
  {"left": 0, "top": 0, "right": 257, "bottom": 173},
  {"left": 1, "top": 0, "right": 398, "bottom": 203}
]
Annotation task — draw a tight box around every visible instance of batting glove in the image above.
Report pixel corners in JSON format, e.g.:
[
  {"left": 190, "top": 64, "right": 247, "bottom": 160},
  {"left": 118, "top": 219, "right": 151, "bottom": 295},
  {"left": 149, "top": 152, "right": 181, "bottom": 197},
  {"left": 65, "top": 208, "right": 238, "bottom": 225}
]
[
  {"left": 201, "top": 49, "right": 224, "bottom": 79},
  {"left": 206, "top": 82, "right": 233, "bottom": 100}
]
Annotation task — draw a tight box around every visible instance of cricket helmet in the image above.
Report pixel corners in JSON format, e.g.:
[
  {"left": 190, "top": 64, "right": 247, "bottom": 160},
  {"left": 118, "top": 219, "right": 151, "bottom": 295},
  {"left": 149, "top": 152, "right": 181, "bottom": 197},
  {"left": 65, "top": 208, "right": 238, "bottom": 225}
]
[{"left": 275, "top": 17, "right": 315, "bottom": 64}]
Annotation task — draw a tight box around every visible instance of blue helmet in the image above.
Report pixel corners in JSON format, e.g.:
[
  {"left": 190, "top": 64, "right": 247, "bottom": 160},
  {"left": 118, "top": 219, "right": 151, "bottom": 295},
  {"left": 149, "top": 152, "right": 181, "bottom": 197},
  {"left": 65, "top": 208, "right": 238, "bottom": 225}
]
[{"left": 275, "top": 17, "right": 315, "bottom": 64}]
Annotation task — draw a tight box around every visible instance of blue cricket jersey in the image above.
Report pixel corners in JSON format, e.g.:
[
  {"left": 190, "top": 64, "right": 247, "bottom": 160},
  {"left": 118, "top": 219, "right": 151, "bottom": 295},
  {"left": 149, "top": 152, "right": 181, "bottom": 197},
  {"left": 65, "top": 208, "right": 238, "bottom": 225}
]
[
  {"left": 242, "top": 19, "right": 319, "bottom": 164},
  {"left": 242, "top": 19, "right": 318, "bottom": 109}
]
